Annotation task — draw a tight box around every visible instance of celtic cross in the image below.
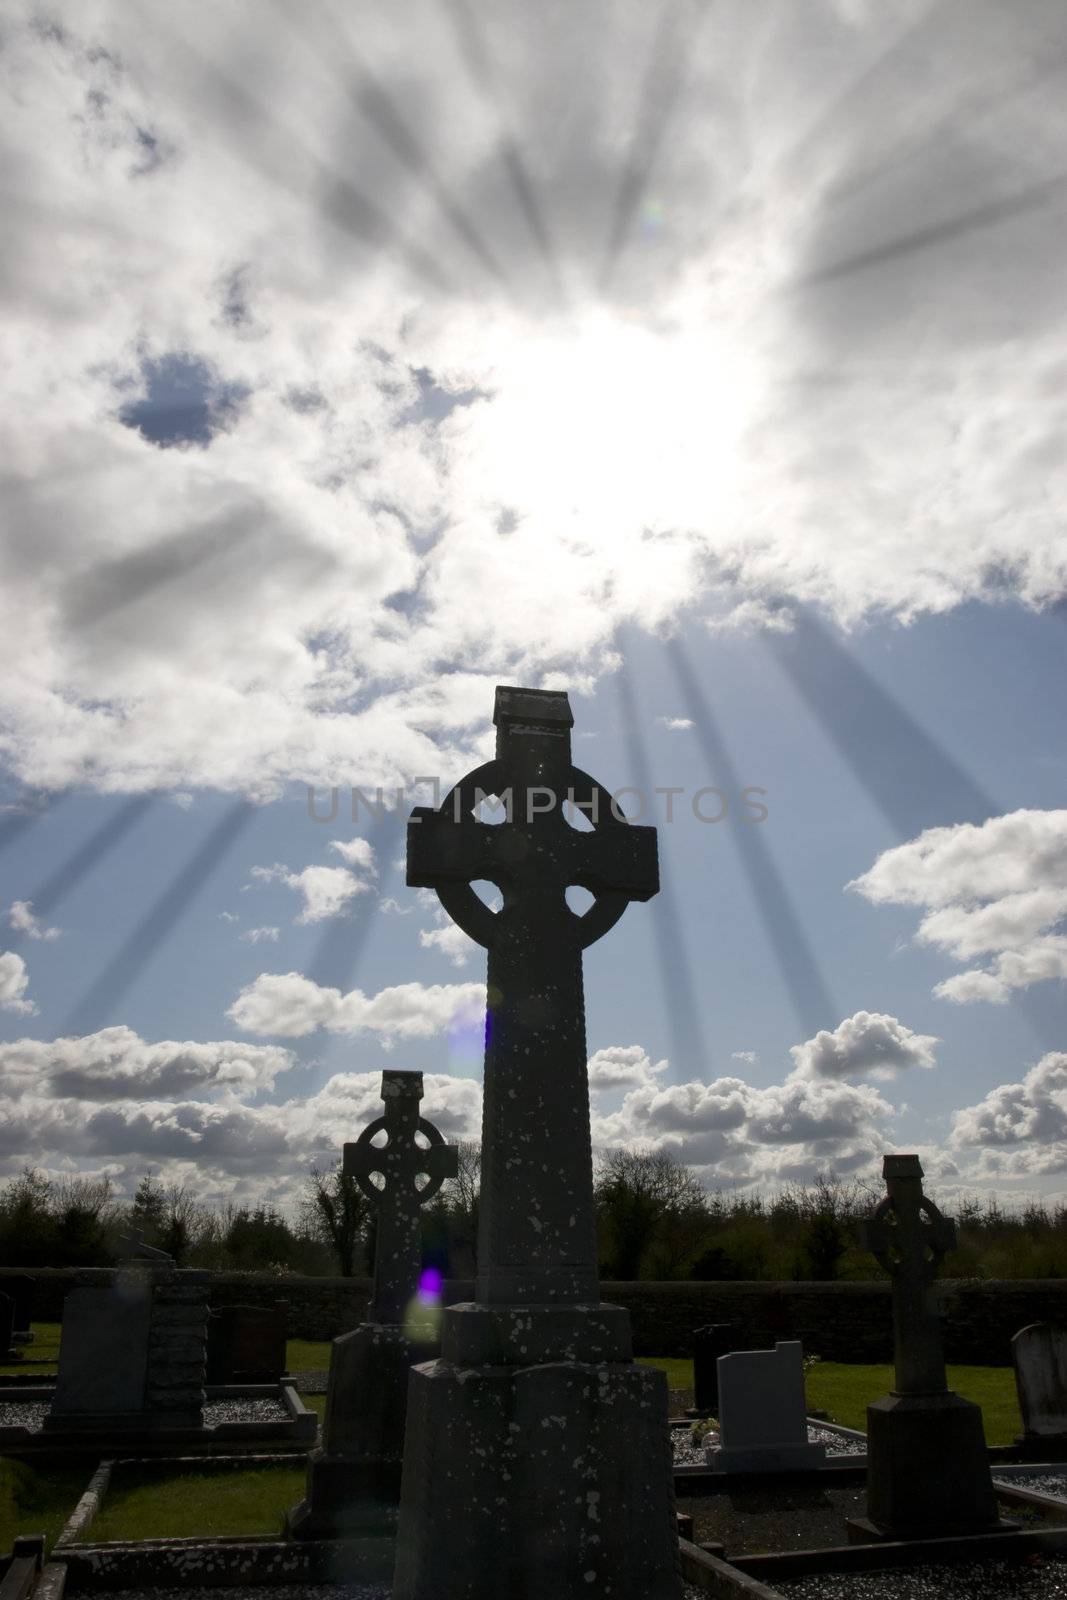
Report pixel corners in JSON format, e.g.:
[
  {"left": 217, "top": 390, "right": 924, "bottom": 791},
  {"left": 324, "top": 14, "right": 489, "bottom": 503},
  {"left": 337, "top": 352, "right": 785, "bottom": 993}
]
[
  {"left": 863, "top": 1153, "right": 957, "bottom": 1395},
  {"left": 343, "top": 1070, "right": 457, "bottom": 1324},
  {"left": 407, "top": 685, "right": 658, "bottom": 1305}
]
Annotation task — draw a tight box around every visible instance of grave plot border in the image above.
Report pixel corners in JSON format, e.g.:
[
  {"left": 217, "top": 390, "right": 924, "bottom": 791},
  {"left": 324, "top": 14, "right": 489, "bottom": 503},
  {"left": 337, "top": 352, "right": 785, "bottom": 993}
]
[
  {"left": 0, "top": 1382, "right": 315, "bottom": 1457},
  {"left": 50, "top": 1534, "right": 395, "bottom": 1594},
  {"left": 707, "top": 1522, "right": 1067, "bottom": 1595}
]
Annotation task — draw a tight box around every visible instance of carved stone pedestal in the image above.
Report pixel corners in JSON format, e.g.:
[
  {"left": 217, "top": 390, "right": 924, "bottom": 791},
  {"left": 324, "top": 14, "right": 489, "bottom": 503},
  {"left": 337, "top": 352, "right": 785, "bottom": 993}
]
[
  {"left": 287, "top": 1323, "right": 432, "bottom": 1539},
  {"left": 392, "top": 1303, "right": 680, "bottom": 1600},
  {"left": 847, "top": 1391, "right": 1002, "bottom": 1541}
]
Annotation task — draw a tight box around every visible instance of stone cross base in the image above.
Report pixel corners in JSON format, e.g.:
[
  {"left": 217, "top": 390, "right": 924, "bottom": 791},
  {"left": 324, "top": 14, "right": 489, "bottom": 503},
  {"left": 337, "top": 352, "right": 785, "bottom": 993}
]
[
  {"left": 287, "top": 1322, "right": 435, "bottom": 1541},
  {"left": 859, "top": 1391, "right": 1000, "bottom": 1537},
  {"left": 393, "top": 1307, "right": 681, "bottom": 1600}
]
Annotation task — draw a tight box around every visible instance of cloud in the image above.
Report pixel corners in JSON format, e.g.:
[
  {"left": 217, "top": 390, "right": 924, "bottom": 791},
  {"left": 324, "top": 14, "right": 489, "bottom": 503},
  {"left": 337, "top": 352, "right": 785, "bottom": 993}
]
[
  {"left": 249, "top": 863, "right": 374, "bottom": 923},
  {"left": 227, "top": 971, "right": 484, "bottom": 1043},
  {"left": 419, "top": 922, "right": 474, "bottom": 967},
  {"left": 951, "top": 1053, "right": 1067, "bottom": 1177},
  {"left": 657, "top": 716, "right": 693, "bottom": 731},
  {"left": 849, "top": 810, "right": 1067, "bottom": 1002},
  {"left": 9, "top": 900, "right": 61, "bottom": 941},
  {"left": 790, "top": 1010, "right": 938, "bottom": 1080},
  {"left": 3, "top": 6, "right": 1067, "bottom": 794},
  {"left": 0, "top": 1024, "right": 295, "bottom": 1102},
  {"left": 731, "top": 1050, "right": 757, "bottom": 1065},
  {"left": 0, "top": 951, "right": 36, "bottom": 1015},
  {"left": 589, "top": 1041, "right": 892, "bottom": 1183},
  {"left": 587, "top": 1045, "right": 667, "bottom": 1092},
  {"left": 328, "top": 837, "right": 376, "bottom": 871},
  {"left": 240, "top": 925, "right": 280, "bottom": 944}
]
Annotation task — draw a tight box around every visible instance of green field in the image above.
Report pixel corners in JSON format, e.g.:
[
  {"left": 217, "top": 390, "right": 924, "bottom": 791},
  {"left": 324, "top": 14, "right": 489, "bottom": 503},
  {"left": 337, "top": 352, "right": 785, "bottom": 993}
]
[
  {"left": 0, "top": 1458, "right": 93, "bottom": 1553},
  {"left": 89, "top": 1460, "right": 307, "bottom": 1542}
]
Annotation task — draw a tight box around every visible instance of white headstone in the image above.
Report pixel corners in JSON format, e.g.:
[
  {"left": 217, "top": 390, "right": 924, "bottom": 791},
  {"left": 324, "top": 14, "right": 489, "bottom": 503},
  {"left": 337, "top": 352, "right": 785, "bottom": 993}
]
[
  {"left": 705, "top": 1339, "right": 826, "bottom": 1473},
  {"left": 1013, "top": 1323, "right": 1067, "bottom": 1439}
]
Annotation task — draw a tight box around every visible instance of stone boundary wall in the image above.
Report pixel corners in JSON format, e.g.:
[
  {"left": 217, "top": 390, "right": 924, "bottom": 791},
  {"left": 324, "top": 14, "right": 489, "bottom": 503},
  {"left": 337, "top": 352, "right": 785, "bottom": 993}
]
[{"left": 6, "top": 1269, "right": 1067, "bottom": 1364}]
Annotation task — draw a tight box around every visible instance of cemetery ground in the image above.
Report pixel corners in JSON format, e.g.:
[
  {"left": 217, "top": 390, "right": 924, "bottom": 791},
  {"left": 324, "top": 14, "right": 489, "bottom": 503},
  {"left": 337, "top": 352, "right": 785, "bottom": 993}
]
[{"left": 0, "top": 1336, "right": 1029, "bottom": 1552}]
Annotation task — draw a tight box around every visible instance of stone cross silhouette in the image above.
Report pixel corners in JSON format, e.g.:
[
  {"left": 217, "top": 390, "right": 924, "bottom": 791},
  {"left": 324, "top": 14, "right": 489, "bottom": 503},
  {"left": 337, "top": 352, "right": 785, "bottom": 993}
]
[
  {"left": 343, "top": 1071, "right": 457, "bottom": 1324},
  {"left": 408, "top": 685, "right": 658, "bottom": 1304},
  {"left": 863, "top": 1153, "right": 957, "bottom": 1395}
]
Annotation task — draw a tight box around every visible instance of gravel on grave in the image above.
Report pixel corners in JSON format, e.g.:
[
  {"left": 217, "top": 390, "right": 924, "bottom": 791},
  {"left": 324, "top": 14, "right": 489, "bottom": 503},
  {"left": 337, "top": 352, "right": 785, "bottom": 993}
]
[
  {"left": 0, "top": 1400, "right": 48, "bottom": 1431},
  {"left": 996, "top": 1471, "right": 1067, "bottom": 1500},
  {"left": 290, "top": 1368, "right": 330, "bottom": 1394},
  {"left": 672, "top": 1424, "right": 865, "bottom": 1467},
  {"left": 777, "top": 1556, "right": 1067, "bottom": 1598},
  {"left": 203, "top": 1397, "right": 289, "bottom": 1425},
  {"left": 0, "top": 1398, "right": 289, "bottom": 1432}
]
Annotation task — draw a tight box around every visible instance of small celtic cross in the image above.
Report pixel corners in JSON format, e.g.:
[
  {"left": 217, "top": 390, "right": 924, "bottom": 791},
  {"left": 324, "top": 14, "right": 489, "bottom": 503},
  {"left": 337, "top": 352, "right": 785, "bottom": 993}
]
[{"left": 344, "top": 1071, "right": 457, "bottom": 1324}]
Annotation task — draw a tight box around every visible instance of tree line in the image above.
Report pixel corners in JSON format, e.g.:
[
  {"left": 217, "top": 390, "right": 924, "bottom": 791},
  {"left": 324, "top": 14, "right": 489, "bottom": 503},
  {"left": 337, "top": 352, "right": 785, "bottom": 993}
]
[{"left": 2, "top": 1149, "right": 1065, "bottom": 1281}]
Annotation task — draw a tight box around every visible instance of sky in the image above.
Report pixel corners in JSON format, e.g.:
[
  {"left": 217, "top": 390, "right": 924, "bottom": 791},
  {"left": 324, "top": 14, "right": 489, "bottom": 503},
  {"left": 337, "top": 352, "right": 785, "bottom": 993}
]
[{"left": 1, "top": 0, "right": 1066, "bottom": 1217}]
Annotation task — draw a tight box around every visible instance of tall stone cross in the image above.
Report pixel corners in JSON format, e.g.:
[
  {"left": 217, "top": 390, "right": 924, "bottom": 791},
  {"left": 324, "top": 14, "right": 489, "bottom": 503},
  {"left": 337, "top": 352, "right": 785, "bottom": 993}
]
[
  {"left": 863, "top": 1153, "right": 957, "bottom": 1395},
  {"left": 408, "top": 685, "right": 658, "bottom": 1305},
  {"left": 343, "top": 1071, "right": 457, "bottom": 1325}
]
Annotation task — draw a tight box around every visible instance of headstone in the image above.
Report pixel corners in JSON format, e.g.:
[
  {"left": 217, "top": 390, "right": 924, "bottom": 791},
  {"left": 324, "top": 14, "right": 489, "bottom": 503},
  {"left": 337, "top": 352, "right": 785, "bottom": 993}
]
[
  {"left": 691, "top": 1322, "right": 739, "bottom": 1416},
  {"left": 287, "top": 1071, "right": 457, "bottom": 1540},
  {"left": 847, "top": 1154, "right": 1001, "bottom": 1541},
  {"left": 206, "top": 1303, "right": 287, "bottom": 1384},
  {"left": 46, "top": 1266, "right": 208, "bottom": 1433},
  {"left": 392, "top": 686, "right": 681, "bottom": 1600},
  {"left": 705, "top": 1341, "right": 825, "bottom": 1473},
  {"left": 1013, "top": 1322, "right": 1067, "bottom": 1443},
  {"left": 0, "top": 1292, "right": 15, "bottom": 1359},
  {"left": 0, "top": 1276, "right": 33, "bottom": 1344}
]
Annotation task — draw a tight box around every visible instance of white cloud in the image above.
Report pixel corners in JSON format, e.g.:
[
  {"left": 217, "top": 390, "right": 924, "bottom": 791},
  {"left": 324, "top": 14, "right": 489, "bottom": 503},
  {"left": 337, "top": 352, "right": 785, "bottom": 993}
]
[
  {"left": 250, "top": 862, "right": 373, "bottom": 924},
  {"left": 587, "top": 1045, "right": 667, "bottom": 1092},
  {"left": 589, "top": 1041, "right": 892, "bottom": 1184},
  {"left": 9, "top": 900, "right": 61, "bottom": 941},
  {"left": 951, "top": 1053, "right": 1067, "bottom": 1177},
  {"left": 0, "top": 951, "right": 36, "bottom": 1015},
  {"left": 240, "top": 925, "right": 280, "bottom": 944},
  {"left": 0, "top": 1024, "right": 295, "bottom": 1102},
  {"left": 219, "top": 910, "right": 239, "bottom": 923},
  {"left": 419, "top": 922, "right": 474, "bottom": 967},
  {"left": 328, "top": 837, "right": 376, "bottom": 872},
  {"left": 789, "top": 1010, "right": 938, "bottom": 1080},
  {"left": 227, "top": 971, "right": 484, "bottom": 1043},
  {"left": 731, "top": 1050, "right": 757, "bottom": 1065},
  {"left": 657, "top": 716, "right": 693, "bottom": 732},
  {"left": 849, "top": 810, "right": 1067, "bottom": 1003},
  {"left": 2, "top": 6, "right": 1066, "bottom": 794}
]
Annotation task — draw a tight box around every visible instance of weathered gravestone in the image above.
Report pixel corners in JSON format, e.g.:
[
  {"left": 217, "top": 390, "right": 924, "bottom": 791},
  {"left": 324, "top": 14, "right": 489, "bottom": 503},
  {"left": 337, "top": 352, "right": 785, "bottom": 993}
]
[
  {"left": 393, "top": 686, "right": 681, "bottom": 1600},
  {"left": 287, "top": 1070, "right": 457, "bottom": 1539},
  {"left": 706, "top": 1341, "right": 825, "bottom": 1473},
  {"left": 848, "top": 1154, "right": 1001, "bottom": 1541},
  {"left": 691, "top": 1322, "right": 740, "bottom": 1417},
  {"left": 207, "top": 1303, "right": 287, "bottom": 1384},
  {"left": 0, "top": 1276, "right": 33, "bottom": 1344},
  {"left": 1013, "top": 1322, "right": 1067, "bottom": 1447},
  {"left": 46, "top": 1252, "right": 208, "bottom": 1433},
  {"left": 0, "top": 1293, "right": 15, "bottom": 1360}
]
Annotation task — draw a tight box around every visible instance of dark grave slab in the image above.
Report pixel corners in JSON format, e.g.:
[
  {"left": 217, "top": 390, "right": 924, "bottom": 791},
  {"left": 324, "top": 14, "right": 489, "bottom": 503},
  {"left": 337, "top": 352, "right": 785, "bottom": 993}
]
[
  {"left": 1013, "top": 1323, "right": 1067, "bottom": 1452},
  {"left": 0, "top": 1276, "right": 33, "bottom": 1343},
  {"left": 393, "top": 685, "right": 680, "bottom": 1600},
  {"left": 691, "top": 1321, "right": 739, "bottom": 1416},
  {"left": 48, "top": 1278, "right": 153, "bottom": 1422},
  {"left": 206, "top": 1304, "right": 287, "bottom": 1384}
]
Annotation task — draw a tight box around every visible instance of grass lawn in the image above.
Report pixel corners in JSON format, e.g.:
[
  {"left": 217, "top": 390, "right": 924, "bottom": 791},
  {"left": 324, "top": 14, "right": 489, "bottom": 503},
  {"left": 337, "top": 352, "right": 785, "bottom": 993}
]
[
  {"left": 285, "top": 1339, "right": 332, "bottom": 1372},
  {"left": 90, "top": 1461, "right": 307, "bottom": 1542},
  {"left": 0, "top": 1323, "right": 61, "bottom": 1378},
  {"left": 0, "top": 1457, "right": 92, "bottom": 1552},
  {"left": 302, "top": 1392, "right": 327, "bottom": 1419},
  {"left": 805, "top": 1362, "right": 1022, "bottom": 1445},
  {"left": 639, "top": 1357, "right": 1022, "bottom": 1447}
]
